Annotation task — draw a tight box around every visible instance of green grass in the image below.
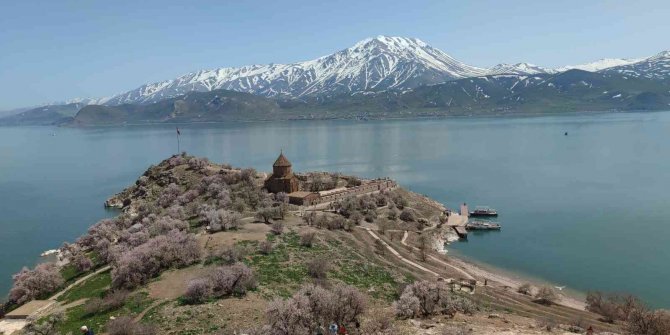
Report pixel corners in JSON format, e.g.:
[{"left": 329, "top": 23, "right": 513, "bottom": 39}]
[
  {"left": 241, "top": 230, "right": 404, "bottom": 300},
  {"left": 242, "top": 231, "right": 330, "bottom": 298},
  {"left": 57, "top": 271, "right": 112, "bottom": 303},
  {"left": 54, "top": 292, "right": 153, "bottom": 334},
  {"left": 60, "top": 264, "right": 81, "bottom": 283},
  {"left": 331, "top": 260, "right": 400, "bottom": 301}
]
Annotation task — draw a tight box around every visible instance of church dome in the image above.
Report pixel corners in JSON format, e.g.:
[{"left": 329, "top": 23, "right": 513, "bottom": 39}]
[{"left": 273, "top": 153, "right": 292, "bottom": 167}]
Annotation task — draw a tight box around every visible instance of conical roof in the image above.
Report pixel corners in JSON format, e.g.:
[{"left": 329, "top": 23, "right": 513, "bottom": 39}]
[{"left": 273, "top": 152, "right": 292, "bottom": 167}]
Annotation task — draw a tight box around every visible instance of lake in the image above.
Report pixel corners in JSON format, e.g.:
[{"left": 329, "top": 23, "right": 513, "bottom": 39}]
[{"left": 1, "top": 112, "right": 669, "bottom": 307}]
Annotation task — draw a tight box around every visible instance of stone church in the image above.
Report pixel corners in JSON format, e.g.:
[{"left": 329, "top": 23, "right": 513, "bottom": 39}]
[{"left": 264, "top": 151, "right": 299, "bottom": 194}]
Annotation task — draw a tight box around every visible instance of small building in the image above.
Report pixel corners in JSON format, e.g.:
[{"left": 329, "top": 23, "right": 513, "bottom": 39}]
[
  {"left": 264, "top": 152, "right": 299, "bottom": 194},
  {"left": 288, "top": 191, "right": 320, "bottom": 206}
]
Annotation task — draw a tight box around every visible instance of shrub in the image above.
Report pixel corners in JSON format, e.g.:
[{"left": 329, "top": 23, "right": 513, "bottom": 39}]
[
  {"left": 149, "top": 216, "right": 188, "bottom": 236},
  {"left": 111, "top": 230, "right": 201, "bottom": 289},
  {"left": 271, "top": 221, "right": 284, "bottom": 235},
  {"left": 177, "top": 189, "right": 200, "bottom": 205},
  {"left": 315, "top": 215, "right": 346, "bottom": 230},
  {"left": 72, "top": 253, "right": 94, "bottom": 273},
  {"left": 627, "top": 308, "right": 670, "bottom": 335},
  {"left": 217, "top": 245, "right": 247, "bottom": 265},
  {"left": 187, "top": 156, "right": 208, "bottom": 171},
  {"left": 83, "top": 290, "right": 129, "bottom": 316},
  {"left": 360, "top": 310, "right": 395, "bottom": 334},
  {"left": 265, "top": 297, "right": 312, "bottom": 335},
  {"left": 299, "top": 232, "right": 316, "bottom": 247},
  {"left": 302, "top": 211, "right": 317, "bottom": 226},
  {"left": 394, "top": 290, "right": 421, "bottom": 319},
  {"left": 534, "top": 286, "right": 558, "bottom": 305},
  {"left": 256, "top": 206, "right": 278, "bottom": 224},
  {"left": 184, "top": 278, "right": 213, "bottom": 304},
  {"left": 258, "top": 240, "right": 274, "bottom": 255},
  {"left": 448, "top": 295, "right": 477, "bottom": 315},
  {"left": 518, "top": 283, "right": 533, "bottom": 295},
  {"left": 9, "top": 263, "right": 64, "bottom": 305},
  {"left": 393, "top": 280, "right": 474, "bottom": 319},
  {"left": 203, "top": 209, "right": 242, "bottom": 232},
  {"left": 399, "top": 209, "right": 416, "bottom": 222},
  {"left": 208, "top": 263, "right": 256, "bottom": 297},
  {"left": 158, "top": 183, "right": 181, "bottom": 208},
  {"left": 107, "top": 316, "right": 157, "bottom": 335},
  {"left": 24, "top": 311, "right": 64, "bottom": 335},
  {"left": 349, "top": 211, "right": 364, "bottom": 224},
  {"left": 389, "top": 192, "right": 408, "bottom": 209},
  {"left": 374, "top": 239, "right": 386, "bottom": 255},
  {"left": 166, "top": 205, "right": 186, "bottom": 219},
  {"left": 537, "top": 317, "right": 558, "bottom": 332},
  {"left": 275, "top": 192, "right": 289, "bottom": 204},
  {"left": 306, "top": 257, "right": 329, "bottom": 280},
  {"left": 265, "top": 283, "right": 367, "bottom": 335},
  {"left": 330, "top": 283, "right": 367, "bottom": 326},
  {"left": 240, "top": 168, "right": 257, "bottom": 183}
]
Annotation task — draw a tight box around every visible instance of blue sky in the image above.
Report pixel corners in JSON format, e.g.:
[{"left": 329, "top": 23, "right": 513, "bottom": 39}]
[{"left": 0, "top": 0, "right": 668, "bottom": 110}]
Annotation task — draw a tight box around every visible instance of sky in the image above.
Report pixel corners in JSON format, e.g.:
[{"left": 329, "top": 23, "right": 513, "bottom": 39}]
[{"left": 0, "top": 0, "right": 669, "bottom": 110}]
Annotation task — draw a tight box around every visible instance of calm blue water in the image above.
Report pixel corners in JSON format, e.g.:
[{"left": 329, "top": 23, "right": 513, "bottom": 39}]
[{"left": 1, "top": 113, "right": 669, "bottom": 307}]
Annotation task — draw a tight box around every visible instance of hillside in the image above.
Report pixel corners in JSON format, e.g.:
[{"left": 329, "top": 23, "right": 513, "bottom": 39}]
[
  {"left": 71, "top": 90, "right": 284, "bottom": 126},
  {"left": 7, "top": 154, "right": 666, "bottom": 334},
  {"left": 0, "top": 103, "right": 84, "bottom": 126},
  {"left": 62, "top": 69, "right": 670, "bottom": 126}
]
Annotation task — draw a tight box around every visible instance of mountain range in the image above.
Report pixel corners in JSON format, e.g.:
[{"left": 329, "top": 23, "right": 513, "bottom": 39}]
[{"left": 2, "top": 36, "right": 669, "bottom": 126}]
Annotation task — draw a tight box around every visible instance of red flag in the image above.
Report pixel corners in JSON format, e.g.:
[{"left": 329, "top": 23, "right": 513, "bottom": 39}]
[{"left": 176, "top": 127, "right": 181, "bottom": 135}]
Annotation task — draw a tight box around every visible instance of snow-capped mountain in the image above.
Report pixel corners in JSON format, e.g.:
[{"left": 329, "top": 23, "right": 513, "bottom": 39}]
[
  {"left": 103, "top": 36, "right": 487, "bottom": 105},
  {"left": 601, "top": 51, "right": 670, "bottom": 80},
  {"left": 486, "top": 63, "right": 554, "bottom": 75},
  {"left": 556, "top": 58, "right": 644, "bottom": 72}
]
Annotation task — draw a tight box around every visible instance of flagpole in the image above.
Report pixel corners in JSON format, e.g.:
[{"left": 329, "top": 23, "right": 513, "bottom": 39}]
[{"left": 176, "top": 127, "right": 181, "bottom": 154}]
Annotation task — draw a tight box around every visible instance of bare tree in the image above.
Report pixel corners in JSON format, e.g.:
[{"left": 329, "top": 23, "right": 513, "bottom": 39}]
[
  {"left": 256, "top": 207, "right": 277, "bottom": 224},
  {"left": 627, "top": 308, "right": 670, "bottom": 335},
  {"left": 417, "top": 233, "right": 432, "bottom": 262},
  {"left": 534, "top": 286, "right": 559, "bottom": 305}
]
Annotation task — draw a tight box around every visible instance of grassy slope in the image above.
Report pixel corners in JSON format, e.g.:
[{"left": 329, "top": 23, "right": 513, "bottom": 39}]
[{"left": 35, "top": 157, "right": 623, "bottom": 334}]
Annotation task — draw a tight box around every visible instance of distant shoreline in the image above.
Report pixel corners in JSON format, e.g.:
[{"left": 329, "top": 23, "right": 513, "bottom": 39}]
[{"left": 26, "top": 108, "right": 666, "bottom": 129}]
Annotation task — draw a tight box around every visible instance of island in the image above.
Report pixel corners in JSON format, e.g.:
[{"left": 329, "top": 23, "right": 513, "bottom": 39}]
[{"left": 0, "top": 153, "right": 666, "bottom": 335}]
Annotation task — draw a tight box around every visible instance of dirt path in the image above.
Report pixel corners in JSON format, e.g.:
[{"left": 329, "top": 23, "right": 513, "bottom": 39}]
[
  {"left": 400, "top": 231, "right": 474, "bottom": 280},
  {"left": 134, "top": 299, "right": 167, "bottom": 322},
  {"left": 359, "top": 227, "right": 441, "bottom": 277},
  {"left": 50, "top": 265, "right": 111, "bottom": 301}
]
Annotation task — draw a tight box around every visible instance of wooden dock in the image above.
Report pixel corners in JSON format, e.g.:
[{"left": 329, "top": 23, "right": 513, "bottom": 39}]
[{"left": 452, "top": 226, "right": 468, "bottom": 239}]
